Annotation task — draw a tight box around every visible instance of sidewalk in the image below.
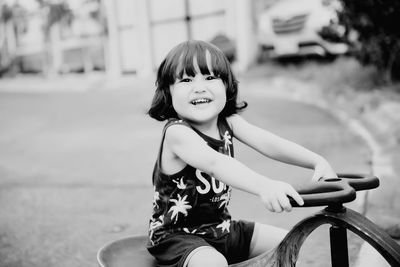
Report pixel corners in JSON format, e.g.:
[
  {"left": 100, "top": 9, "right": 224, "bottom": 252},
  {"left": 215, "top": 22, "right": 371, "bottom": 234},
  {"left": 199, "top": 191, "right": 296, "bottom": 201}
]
[{"left": 1, "top": 67, "right": 399, "bottom": 262}]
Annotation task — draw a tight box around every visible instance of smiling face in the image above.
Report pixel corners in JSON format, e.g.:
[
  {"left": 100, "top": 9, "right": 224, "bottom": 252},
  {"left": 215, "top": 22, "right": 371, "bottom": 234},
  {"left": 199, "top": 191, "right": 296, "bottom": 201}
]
[
  {"left": 170, "top": 50, "right": 226, "bottom": 126},
  {"left": 148, "top": 40, "right": 243, "bottom": 122}
]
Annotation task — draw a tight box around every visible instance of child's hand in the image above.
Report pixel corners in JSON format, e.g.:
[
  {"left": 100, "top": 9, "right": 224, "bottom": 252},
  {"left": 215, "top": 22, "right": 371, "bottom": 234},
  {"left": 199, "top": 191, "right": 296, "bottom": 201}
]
[
  {"left": 311, "top": 158, "right": 337, "bottom": 182},
  {"left": 259, "top": 180, "right": 304, "bottom": 213}
]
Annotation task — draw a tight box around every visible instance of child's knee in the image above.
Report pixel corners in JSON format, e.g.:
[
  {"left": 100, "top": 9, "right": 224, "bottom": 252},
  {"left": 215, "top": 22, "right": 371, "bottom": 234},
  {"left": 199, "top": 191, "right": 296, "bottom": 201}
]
[
  {"left": 249, "top": 223, "right": 288, "bottom": 258},
  {"left": 185, "top": 246, "right": 228, "bottom": 267}
]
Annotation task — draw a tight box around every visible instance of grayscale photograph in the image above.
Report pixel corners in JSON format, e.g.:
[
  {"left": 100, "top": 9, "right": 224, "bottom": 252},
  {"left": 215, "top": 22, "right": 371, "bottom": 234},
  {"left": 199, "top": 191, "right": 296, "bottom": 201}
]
[{"left": 0, "top": 0, "right": 399, "bottom": 266}]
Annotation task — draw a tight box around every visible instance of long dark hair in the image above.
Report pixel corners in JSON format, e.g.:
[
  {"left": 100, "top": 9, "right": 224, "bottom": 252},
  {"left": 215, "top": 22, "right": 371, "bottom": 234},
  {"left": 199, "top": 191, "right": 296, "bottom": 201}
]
[{"left": 148, "top": 40, "right": 247, "bottom": 121}]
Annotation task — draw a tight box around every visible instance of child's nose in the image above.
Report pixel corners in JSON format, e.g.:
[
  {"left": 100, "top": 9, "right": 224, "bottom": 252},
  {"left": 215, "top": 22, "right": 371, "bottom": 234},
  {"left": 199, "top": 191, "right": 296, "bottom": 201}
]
[{"left": 193, "top": 81, "right": 206, "bottom": 93}]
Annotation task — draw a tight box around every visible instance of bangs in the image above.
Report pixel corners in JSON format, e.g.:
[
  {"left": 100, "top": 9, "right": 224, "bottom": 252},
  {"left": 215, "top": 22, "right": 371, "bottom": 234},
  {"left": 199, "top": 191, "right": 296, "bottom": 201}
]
[{"left": 162, "top": 41, "right": 231, "bottom": 84}]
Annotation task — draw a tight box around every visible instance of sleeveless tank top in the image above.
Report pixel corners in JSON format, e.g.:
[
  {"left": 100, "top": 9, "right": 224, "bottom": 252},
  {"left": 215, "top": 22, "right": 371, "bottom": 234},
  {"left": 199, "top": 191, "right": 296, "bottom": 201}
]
[{"left": 148, "top": 118, "right": 235, "bottom": 245}]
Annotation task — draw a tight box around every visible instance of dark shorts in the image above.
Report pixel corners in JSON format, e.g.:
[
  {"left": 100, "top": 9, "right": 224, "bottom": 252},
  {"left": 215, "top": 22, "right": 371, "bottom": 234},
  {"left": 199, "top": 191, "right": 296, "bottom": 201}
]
[{"left": 147, "top": 220, "right": 255, "bottom": 267}]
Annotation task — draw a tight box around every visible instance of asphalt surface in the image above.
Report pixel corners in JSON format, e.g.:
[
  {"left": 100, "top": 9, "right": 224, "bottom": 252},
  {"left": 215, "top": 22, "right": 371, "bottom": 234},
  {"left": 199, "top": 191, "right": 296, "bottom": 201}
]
[{"left": 0, "top": 71, "right": 372, "bottom": 267}]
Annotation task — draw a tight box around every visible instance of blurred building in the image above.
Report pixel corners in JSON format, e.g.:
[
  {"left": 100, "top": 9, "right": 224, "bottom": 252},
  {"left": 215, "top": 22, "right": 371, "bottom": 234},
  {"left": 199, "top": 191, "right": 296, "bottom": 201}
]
[
  {"left": 1, "top": 0, "right": 275, "bottom": 77},
  {"left": 1, "top": 0, "right": 105, "bottom": 75},
  {"left": 100, "top": 0, "right": 264, "bottom": 76}
]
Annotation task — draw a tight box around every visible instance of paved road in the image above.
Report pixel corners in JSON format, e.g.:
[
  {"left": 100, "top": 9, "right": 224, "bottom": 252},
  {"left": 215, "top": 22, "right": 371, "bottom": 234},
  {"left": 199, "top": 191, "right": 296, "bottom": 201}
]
[{"left": 0, "top": 74, "right": 370, "bottom": 267}]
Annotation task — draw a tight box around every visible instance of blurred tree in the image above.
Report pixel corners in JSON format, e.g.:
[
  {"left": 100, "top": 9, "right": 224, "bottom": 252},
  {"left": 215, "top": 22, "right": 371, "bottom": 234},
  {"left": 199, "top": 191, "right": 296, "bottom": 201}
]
[
  {"left": 1, "top": 3, "right": 13, "bottom": 23},
  {"left": 1, "top": 4, "right": 14, "bottom": 74},
  {"left": 339, "top": 0, "right": 400, "bottom": 82},
  {"left": 36, "top": 0, "right": 72, "bottom": 76},
  {"left": 0, "top": 2, "right": 27, "bottom": 76}
]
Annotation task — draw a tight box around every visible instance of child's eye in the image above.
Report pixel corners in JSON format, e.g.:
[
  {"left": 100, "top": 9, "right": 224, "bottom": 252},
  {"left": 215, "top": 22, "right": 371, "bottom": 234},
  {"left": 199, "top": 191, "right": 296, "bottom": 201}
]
[
  {"left": 206, "top": 75, "right": 218, "bottom": 81},
  {"left": 179, "top": 78, "right": 192, "bottom": 83}
]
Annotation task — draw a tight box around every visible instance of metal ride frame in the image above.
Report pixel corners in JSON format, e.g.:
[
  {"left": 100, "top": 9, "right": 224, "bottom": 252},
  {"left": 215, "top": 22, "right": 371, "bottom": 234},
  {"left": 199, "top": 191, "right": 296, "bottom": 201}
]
[{"left": 97, "top": 174, "right": 400, "bottom": 267}]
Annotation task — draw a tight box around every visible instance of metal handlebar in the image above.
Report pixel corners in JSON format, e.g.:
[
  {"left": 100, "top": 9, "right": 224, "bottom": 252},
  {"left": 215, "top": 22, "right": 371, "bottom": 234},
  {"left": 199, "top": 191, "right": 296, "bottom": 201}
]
[
  {"left": 290, "top": 174, "right": 379, "bottom": 207},
  {"left": 335, "top": 173, "right": 379, "bottom": 191}
]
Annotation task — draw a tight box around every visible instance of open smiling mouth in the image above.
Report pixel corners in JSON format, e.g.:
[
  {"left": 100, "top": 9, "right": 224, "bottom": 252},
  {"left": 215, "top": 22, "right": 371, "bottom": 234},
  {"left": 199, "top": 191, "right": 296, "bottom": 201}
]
[{"left": 191, "top": 98, "right": 212, "bottom": 105}]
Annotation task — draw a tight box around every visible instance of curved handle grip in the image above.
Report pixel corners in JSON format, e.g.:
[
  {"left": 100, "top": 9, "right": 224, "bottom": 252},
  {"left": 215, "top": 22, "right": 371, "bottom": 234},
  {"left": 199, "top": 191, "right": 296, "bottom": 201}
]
[
  {"left": 290, "top": 174, "right": 379, "bottom": 207},
  {"left": 335, "top": 173, "right": 380, "bottom": 191},
  {"left": 290, "top": 180, "right": 355, "bottom": 207}
]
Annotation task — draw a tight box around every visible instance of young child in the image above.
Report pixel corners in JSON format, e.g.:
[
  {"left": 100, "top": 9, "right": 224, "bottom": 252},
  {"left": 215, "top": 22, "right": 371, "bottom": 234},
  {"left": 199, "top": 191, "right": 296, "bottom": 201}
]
[{"left": 147, "top": 40, "right": 337, "bottom": 267}]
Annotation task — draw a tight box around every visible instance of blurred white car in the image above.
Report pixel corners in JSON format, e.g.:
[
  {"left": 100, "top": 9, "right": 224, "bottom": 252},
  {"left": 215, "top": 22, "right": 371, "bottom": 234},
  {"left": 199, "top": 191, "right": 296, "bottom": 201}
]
[{"left": 257, "top": 0, "right": 348, "bottom": 58}]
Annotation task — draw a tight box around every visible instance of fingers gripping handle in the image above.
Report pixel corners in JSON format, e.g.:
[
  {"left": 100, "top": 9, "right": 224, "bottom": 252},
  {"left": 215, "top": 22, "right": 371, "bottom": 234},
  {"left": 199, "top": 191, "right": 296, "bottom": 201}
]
[
  {"left": 290, "top": 174, "right": 379, "bottom": 207},
  {"left": 290, "top": 180, "right": 355, "bottom": 207}
]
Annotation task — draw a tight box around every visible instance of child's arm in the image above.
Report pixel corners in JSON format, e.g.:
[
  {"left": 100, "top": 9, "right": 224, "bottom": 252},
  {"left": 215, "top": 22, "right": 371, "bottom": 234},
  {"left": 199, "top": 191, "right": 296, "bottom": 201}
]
[
  {"left": 165, "top": 124, "right": 304, "bottom": 212},
  {"left": 228, "top": 115, "right": 337, "bottom": 181}
]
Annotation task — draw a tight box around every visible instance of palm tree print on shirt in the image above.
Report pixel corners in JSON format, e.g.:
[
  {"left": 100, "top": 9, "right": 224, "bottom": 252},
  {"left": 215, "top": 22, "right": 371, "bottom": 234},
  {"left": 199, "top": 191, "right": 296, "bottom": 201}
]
[
  {"left": 218, "top": 188, "right": 232, "bottom": 208},
  {"left": 217, "top": 219, "right": 231, "bottom": 233},
  {"left": 152, "top": 186, "right": 160, "bottom": 209},
  {"left": 168, "top": 194, "right": 192, "bottom": 223},
  {"left": 222, "top": 131, "right": 232, "bottom": 156},
  {"left": 149, "top": 215, "right": 164, "bottom": 244},
  {"left": 173, "top": 177, "right": 187, "bottom": 189},
  {"left": 183, "top": 227, "right": 206, "bottom": 235}
]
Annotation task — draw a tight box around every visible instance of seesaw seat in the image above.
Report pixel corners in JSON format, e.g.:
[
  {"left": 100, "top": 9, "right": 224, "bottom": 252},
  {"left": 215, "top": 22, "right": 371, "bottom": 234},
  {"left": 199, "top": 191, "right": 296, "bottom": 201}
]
[{"left": 97, "top": 235, "right": 156, "bottom": 267}]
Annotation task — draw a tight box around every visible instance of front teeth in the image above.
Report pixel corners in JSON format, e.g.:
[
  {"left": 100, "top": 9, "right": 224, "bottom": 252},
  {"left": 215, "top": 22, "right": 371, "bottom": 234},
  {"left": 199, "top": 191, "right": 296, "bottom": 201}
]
[{"left": 191, "top": 98, "right": 211, "bottom": 105}]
